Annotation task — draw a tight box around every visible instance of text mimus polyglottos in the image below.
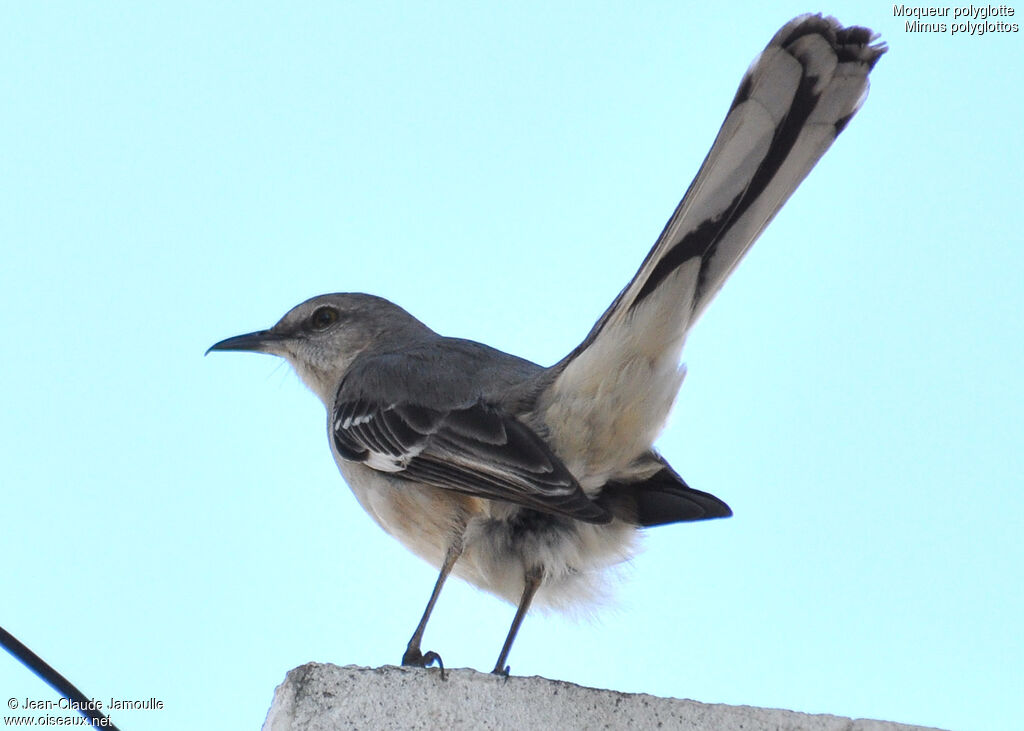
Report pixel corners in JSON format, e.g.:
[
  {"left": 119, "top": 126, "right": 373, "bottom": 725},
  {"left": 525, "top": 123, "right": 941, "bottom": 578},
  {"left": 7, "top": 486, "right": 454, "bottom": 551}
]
[{"left": 210, "top": 15, "right": 885, "bottom": 675}]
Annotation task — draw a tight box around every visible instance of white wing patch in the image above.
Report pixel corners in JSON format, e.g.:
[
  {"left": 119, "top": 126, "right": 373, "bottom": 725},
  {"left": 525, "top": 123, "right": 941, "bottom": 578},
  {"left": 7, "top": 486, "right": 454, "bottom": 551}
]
[
  {"left": 334, "top": 407, "right": 426, "bottom": 472},
  {"left": 339, "top": 413, "right": 374, "bottom": 429}
]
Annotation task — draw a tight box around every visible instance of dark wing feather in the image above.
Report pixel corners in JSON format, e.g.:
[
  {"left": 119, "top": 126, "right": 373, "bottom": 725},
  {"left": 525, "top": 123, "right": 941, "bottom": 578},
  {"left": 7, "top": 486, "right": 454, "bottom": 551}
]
[{"left": 332, "top": 398, "right": 611, "bottom": 524}]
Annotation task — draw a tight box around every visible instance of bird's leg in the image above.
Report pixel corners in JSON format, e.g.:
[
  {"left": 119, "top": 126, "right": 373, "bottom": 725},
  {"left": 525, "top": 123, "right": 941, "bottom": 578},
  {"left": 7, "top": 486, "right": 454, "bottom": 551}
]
[
  {"left": 491, "top": 566, "right": 544, "bottom": 676},
  {"left": 402, "top": 537, "right": 463, "bottom": 678}
]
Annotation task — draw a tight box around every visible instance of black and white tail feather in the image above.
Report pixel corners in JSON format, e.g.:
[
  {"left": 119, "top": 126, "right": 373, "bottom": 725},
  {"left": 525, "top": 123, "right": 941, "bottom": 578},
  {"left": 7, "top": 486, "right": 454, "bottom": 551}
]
[{"left": 541, "top": 15, "right": 886, "bottom": 491}]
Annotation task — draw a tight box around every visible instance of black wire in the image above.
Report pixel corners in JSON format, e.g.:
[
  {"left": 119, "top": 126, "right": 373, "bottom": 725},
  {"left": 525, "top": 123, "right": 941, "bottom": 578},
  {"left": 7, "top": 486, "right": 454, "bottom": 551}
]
[{"left": 0, "top": 625, "right": 121, "bottom": 730}]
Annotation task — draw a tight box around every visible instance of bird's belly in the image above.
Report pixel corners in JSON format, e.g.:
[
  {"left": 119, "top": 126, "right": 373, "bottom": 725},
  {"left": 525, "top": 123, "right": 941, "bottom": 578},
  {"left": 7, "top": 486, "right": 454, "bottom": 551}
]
[
  {"left": 336, "top": 460, "right": 460, "bottom": 568},
  {"left": 335, "top": 460, "right": 638, "bottom": 611}
]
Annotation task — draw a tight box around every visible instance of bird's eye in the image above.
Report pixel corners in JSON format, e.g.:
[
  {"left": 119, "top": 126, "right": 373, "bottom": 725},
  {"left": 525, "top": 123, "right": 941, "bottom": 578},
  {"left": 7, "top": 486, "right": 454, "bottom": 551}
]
[{"left": 309, "top": 306, "right": 339, "bottom": 331}]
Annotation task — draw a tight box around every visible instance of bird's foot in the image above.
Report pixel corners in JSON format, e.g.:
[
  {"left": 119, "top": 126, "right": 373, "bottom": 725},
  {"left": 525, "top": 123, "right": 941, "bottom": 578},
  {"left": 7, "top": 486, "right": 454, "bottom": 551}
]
[
  {"left": 491, "top": 664, "right": 510, "bottom": 680},
  {"left": 402, "top": 647, "right": 446, "bottom": 679}
]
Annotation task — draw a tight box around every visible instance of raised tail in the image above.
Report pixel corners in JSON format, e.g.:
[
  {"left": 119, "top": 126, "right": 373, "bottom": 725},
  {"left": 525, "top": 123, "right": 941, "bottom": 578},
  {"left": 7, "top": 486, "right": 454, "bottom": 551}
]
[{"left": 538, "top": 15, "right": 886, "bottom": 486}]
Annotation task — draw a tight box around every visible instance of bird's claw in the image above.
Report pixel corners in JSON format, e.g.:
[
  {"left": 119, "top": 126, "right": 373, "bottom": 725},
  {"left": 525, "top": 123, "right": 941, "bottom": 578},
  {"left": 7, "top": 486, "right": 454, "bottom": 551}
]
[{"left": 402, "top": 647, "right": 446, "bottom": 679}]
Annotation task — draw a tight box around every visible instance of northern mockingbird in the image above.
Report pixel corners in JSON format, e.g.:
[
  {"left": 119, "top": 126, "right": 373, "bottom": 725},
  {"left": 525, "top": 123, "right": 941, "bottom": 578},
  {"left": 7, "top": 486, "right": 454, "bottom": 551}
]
[{"left": 209, "top": 15, "right": 885, "bottom": 675}]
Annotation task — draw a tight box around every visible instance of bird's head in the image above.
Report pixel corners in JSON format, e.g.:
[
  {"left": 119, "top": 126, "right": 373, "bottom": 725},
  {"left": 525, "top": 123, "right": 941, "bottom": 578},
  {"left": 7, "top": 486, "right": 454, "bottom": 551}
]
[{"left": 207, "top": 292, "right": 432, "bottom": 405}]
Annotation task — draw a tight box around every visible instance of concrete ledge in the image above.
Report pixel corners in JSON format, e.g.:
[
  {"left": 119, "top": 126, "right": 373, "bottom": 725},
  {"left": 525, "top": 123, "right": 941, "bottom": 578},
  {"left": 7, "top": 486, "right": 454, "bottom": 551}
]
[{"left": 263, "top": 663, "right": 945, "bottom": 731}]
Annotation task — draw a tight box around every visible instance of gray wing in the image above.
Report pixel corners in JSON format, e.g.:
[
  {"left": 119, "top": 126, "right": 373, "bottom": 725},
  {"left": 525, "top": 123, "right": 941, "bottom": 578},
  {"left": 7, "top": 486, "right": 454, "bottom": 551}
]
[{"left": 331, "top": 352, "right": 611, "bottom": 524}]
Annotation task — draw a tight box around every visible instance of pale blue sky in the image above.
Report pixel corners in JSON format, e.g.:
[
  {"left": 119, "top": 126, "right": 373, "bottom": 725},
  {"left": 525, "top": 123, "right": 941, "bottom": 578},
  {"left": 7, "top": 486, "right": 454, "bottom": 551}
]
[{"left": 2, "top": 3, "right": 1021, "bottom": 730}]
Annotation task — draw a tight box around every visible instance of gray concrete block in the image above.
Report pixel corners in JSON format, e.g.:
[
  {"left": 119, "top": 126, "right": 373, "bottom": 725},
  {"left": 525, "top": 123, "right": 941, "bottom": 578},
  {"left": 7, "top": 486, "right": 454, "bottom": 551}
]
[{"left": 262, "top": 663, "right": 945, "bottom": 731}]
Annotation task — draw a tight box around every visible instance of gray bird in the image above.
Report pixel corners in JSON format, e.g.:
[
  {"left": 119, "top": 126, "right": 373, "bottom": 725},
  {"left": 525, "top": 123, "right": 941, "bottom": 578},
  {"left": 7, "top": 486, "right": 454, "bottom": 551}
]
[{"left": 209, "top": 14, "right": 885, "bottom": 675}]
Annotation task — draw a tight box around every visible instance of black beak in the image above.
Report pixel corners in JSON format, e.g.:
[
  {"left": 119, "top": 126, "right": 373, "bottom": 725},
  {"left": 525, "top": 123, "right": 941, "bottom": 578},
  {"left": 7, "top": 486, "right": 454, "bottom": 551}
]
[{"left": 206, "top": 329, "right": 281, "bottom": 356}]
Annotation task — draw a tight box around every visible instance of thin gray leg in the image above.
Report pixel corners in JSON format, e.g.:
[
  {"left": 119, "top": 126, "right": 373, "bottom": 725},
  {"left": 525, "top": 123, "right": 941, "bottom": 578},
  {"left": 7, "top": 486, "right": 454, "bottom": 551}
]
[
  {"left": 491, "top": 566, "right": 543, "bottom": 676},
  {"left": 401, "top": 539, "right": 463, "bottom": 677}
]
